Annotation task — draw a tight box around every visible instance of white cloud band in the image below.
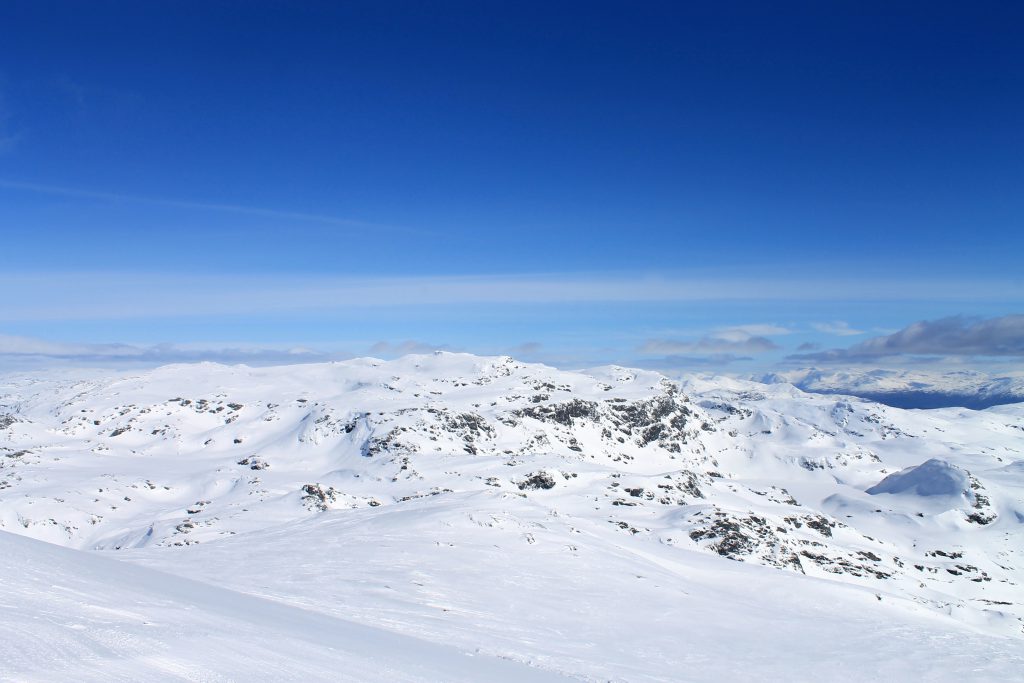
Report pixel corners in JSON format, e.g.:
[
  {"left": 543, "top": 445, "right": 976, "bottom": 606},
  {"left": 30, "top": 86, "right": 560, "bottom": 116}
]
[{"left": 3, "top": 272, "right": 1022, "bottom": 321}]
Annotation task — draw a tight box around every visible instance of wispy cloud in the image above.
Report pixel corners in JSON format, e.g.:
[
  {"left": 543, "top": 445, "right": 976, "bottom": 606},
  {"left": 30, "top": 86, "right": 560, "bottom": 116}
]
[
  {"left": 632, "top": 353, "right": 754, "bottom": 370},
  {"left": 640, "top": 335, "right": 778, "bottom": 355},
  {"left": 788, "top": 315, "right": 1024, "bottom": 363},
  {"left": 811, "top": 321, "right": 864, "bottom": 336},
  {"left": 737, "top": 324, "right": 792, "bottom": 335},
  {"left": 711, "top": 324, "right": 792, "bottom": 343},
  {"left": 0, "top": 179, "right": 418, "bottom": 233},
  {"left": 4, "top": 272, "right": 1020, "bottom": 322},
  {"left": 0, "top": 334, "right": 329, "bottom": 369}
]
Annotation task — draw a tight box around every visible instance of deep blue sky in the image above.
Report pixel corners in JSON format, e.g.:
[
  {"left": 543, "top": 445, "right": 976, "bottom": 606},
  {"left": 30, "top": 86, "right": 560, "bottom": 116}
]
[{"left": 1, "top": 2, "right": 1022, "bottom": 371}]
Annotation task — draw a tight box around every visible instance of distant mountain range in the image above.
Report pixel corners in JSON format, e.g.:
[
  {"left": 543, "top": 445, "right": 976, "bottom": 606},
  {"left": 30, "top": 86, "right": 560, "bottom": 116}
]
[{"left": 759, "top": 367, "right": 1024, "bottom": 409}]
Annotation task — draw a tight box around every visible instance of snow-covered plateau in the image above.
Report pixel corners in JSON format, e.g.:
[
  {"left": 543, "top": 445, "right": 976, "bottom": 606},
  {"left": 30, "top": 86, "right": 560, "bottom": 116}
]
[{"left": 1, "top": 353, "right": 1022, "bottom": 681}]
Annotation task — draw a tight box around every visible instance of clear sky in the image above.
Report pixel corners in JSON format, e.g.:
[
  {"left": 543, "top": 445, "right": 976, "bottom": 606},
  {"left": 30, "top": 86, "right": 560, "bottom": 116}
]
[{"left": 1, "top": 2, "right": 1022, "bottom": 372}]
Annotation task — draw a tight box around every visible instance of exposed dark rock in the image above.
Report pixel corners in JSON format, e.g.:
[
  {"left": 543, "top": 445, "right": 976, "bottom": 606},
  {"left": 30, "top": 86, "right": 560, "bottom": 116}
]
[
  {"left": 514, "top": 399, "right": 600, "bottom": 427},
  {"left": 301, "top": 483, "right": 337, "bottom": 511},
  {"left": 237, "top": 457, "right": 269, "bottom": 470},
  {"left": 517, "top": 472, "right": 557, "bottom": 490}
]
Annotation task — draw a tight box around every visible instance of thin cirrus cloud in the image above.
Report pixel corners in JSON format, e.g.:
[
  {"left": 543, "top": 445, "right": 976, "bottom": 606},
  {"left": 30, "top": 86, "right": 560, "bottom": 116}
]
[
  {"left": 711, "top": 324, "right": 792, "bottom": 342},
  {"left": 0, "top": 179, "right": 419, "bottom": 233},
  {"left": 638, "top": 324, "right": 791, "bottom": 356},
  {"left": 788, "top": 315, "right": 1024, "bottom": 363},
  {"left": 1, "top": 272, "right": 1024, "bottom": 322},
  {"left": 811, "top": 321, "right": 865, "bottom": 336},
  {"left": 639, "top": 334, "right": 780, "bottom": 356}
]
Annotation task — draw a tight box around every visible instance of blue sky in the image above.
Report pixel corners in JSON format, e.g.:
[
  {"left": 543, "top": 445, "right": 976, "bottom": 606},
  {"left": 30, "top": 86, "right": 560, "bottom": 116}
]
[{"left": 1, "top": 2, "right": 1022, "bottom": 372}]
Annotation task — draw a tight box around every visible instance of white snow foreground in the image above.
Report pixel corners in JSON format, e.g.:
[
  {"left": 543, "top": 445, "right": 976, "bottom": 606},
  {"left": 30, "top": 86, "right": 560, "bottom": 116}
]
[
  {"left": 1, "top": 353, "right": 1023, "bottom": 681},
  {"left": 0, "top": 529, "right": 565, "bottom": 682}
]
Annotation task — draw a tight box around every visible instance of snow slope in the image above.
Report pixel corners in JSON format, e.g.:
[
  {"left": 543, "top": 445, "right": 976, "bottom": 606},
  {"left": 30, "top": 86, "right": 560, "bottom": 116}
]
[
  {"left": 866, "top": 458, "right": 973, "bottom": 498},
  {"left": 0, "top": 529, "right": 566, "bottom": 682},
  {"left": 1, "top": 353, "right": 1023, "bottom": 680}
]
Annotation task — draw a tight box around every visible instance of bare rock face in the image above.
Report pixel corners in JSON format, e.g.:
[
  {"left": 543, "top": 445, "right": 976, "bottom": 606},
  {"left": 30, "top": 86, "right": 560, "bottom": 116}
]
[{"left": 516, "top": 471, "right": 557, "bottom": 490}]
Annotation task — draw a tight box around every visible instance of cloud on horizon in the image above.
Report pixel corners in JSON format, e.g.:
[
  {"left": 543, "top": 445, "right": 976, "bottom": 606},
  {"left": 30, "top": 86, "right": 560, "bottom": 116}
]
[
  {"left": 788, "top": 315, "right": 1024, "bottom": 363},
  {"left": 0, "top": 334, "right": 555, "bottom": 372},
  {"left": 0, "top": 334, "right": 332, "bottom": 370},
  {"left": 5, "top": 315, "right": 1023, "bottom": 375},
  {"left": 631, "top": 354, "right": 754, "bottom": 370},
  {"left": 368, "top": 340, "right": 452, "bottom": 357},
  {"left": 640, "top": 331, "right": 780, "bottom": 356},
  {"left": 507, "top": 342, "right": 544, "bottom": 357}
]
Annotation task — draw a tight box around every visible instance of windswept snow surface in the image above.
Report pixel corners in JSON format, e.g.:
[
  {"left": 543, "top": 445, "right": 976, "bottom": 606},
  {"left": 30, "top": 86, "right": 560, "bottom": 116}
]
[
  {"left": 0, "top": 530, "right": 567, "bottom": 682},
  {"left": 1, "top": 353, "right": 1023, "bottom": 681}
]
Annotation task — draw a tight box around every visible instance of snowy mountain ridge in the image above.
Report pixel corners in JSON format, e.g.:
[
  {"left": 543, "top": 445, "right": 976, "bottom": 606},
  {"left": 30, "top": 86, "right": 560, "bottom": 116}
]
[
  {"left": 760, "top": 366, "right": 1024, "bottom": 409},
  {"left": 1, "top": 352, "right": 1022, "bottom": 680}
]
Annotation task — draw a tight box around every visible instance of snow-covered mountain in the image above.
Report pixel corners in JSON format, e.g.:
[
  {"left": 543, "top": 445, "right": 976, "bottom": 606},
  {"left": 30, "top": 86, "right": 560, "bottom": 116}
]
[
  {"left": 761, "top": 367, "right": 1024, "bottom": 409},
  {"left": 2, "top": 353, "right": 1022, "bottom": 680}
]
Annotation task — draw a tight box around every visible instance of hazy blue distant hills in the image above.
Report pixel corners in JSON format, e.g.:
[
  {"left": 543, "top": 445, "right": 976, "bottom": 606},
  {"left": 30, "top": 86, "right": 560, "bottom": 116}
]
[{"left": 760, "top": 368, "right": 1024, "bottom": 409}]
